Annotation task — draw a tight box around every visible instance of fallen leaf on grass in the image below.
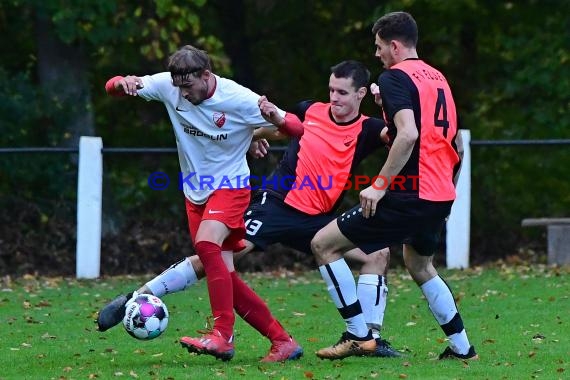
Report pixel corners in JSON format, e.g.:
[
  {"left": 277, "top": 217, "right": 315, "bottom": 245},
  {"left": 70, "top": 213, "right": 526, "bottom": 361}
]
[
  {"left": 304, "top": 371, "right": 314, "bottom": 378},
  {"left": 25, "top": 316, "right": 42, "bottom": 324},
  {"left": 36, "top": 300, "right": 51, "bottom": 307}
]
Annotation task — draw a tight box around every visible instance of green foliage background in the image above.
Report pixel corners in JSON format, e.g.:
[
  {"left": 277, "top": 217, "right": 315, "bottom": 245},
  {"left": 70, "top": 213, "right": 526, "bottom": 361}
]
[{"left": 0, "top": 0, "right": 568, "bottom": 275}]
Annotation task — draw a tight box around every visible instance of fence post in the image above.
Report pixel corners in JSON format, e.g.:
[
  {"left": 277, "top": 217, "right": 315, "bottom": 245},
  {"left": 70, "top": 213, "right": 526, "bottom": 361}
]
[
  {"left": 446, "top": 129, "right": 471, "bottom": 269},
  {"left": 76, "top": 136, "right": 103, "bottom": 279}
]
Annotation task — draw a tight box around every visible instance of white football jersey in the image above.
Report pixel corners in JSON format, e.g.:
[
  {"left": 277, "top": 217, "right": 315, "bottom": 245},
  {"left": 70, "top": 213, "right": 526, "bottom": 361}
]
[{"left": 137, "top": 72, "right": 283, "bottom": 204}]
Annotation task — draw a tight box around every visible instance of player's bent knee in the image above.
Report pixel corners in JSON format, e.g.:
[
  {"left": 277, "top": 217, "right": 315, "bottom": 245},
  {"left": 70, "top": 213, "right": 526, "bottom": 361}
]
[
  {"left": 310, "top": 233, "right": 329, "bottom": 260},
  {"left": 368, "top": 249, "right": 389, "bottom": 267},
  {"left": 357, "top": 248, "right": 389, "bottom": 274},
  {"left": 310, "top": 235, "right": 323, "bottom": 257},
  {"left": 311, "top": 234, "right": 340, "bottom": 265}
]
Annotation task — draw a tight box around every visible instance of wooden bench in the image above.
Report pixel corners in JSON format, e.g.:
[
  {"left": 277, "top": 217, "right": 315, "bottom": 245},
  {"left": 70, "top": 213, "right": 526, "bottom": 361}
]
[{"left": 521, "top": 218, "right": 570, "bottom": 265}]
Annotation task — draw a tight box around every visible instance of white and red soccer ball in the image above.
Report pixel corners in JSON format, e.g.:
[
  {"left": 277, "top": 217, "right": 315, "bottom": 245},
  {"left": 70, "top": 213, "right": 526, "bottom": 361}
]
[{"left": 123, "top": 294, "right": 169, "bottom": 340}]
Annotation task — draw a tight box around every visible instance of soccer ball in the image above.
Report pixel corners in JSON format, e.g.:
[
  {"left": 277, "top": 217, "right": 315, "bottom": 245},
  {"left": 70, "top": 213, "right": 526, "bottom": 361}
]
[{"left": 123, "top": 294, "right": 169, "bottom": 340}]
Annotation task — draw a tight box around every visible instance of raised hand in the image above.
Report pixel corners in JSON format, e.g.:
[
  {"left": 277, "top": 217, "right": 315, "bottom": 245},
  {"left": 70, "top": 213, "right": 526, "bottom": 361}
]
[{"left": 116, "top": 75, "right": 144, "bottom": 96}]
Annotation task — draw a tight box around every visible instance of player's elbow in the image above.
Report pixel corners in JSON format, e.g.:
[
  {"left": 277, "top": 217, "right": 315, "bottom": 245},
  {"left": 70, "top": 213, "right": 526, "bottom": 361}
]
[{"left": 399, "top": 126, "right": 418, "bottom": 147}]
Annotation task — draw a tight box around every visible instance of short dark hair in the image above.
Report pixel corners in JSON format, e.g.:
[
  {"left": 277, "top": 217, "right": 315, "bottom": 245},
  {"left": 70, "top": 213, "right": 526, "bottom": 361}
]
[
  {"left": 168, "top": 45, "right": 212, "bottom": 86},
  {"left": 330, "top": 60, "right": 370, "bottom": 90},
  {"left": 372, "top": 11, "right": 418, "bottom": 48}
]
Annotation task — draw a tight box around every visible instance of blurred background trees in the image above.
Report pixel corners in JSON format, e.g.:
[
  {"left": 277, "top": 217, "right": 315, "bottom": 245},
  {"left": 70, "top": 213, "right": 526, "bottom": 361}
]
[{"left": 0, "top": 0, "right": 568, "bottom": 275}]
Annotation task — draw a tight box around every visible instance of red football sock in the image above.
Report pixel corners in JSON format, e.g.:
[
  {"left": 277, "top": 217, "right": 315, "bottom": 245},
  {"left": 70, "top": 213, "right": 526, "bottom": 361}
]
[
  {"left": 231, "top": 271, "right": 290, "bottom": 342},
  {"left": 195, "top": 241, "right": 234, "bottom": 340}
]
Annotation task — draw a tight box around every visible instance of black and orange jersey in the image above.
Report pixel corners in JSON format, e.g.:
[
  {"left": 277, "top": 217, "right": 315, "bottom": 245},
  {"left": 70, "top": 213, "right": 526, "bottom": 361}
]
[
  {"left": 265, "top": 101, "right": 385, "bottom": 215},
  {"left": 379, "top": 58, "right": 460, "bottom": 201}
]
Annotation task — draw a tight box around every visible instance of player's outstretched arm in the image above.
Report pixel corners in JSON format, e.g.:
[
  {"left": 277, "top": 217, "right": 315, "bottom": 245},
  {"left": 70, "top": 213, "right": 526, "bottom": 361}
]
[
  {"left": 249, "top": 127, "right": 289, "bottom": 159},
  {"left": 258, "top": 95, "right": 304, "bottom": 137},
  {"left": 360, "top": 109, "right": 417, "bottom": 218},
  {"left": 248, "top": 139, "right": 270, "bottom": 159},
  {"left": 105, "top": 75, "right": 144, "bottom": 97},
  {"left": 253, "top": 127, "right": 287, "bottom": 141}
]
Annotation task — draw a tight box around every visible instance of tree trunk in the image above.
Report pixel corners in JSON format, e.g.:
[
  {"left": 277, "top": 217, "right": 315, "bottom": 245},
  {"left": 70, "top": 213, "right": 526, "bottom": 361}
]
[
  {"left": 34, "top": 9, "right": 95, "bottom": 149},
  {"left": 211, "top": 0, "right": 254, "bottom": 87}
]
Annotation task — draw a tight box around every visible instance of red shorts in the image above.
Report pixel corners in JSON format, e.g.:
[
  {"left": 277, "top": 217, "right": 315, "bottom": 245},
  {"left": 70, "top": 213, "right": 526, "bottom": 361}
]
[{"left": 185, "top": 188, "right": 250, "bottom": 252}]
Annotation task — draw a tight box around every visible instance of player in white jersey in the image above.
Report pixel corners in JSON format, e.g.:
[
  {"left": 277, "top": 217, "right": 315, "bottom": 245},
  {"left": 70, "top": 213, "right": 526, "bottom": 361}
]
[{"left": 104, "top": 45, "right": 304, "bottom": 362}]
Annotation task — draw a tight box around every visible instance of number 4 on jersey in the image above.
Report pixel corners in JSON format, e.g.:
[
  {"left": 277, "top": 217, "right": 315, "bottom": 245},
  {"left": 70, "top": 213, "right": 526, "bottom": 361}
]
[{"left": 434, "top": 88, "right": 449, "bottom": 138}]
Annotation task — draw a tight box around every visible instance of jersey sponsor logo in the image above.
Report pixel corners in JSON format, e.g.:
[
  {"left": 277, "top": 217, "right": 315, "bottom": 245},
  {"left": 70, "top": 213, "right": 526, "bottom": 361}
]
[
  {"left": 181, "top": 122, "right": 228, "bottom": 140},
  {"left": 343, "top": 135, "right": 354, "bottom": 147},
  {"left": 212, "top": 112, "right": 226, "bottom": 128},
  {"left": 307, "top": 121, "right": 319, "bottom": 126},
  {"left": 208, "top": 210, "right": 224, "bottom": 214}
]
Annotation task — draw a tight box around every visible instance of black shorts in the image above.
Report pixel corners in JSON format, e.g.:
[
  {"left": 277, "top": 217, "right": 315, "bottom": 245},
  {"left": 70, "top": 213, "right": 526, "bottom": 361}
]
[
  {"left": 337, "top": 192, "right": 453, "bottom": 256},
  {"left": 244, "top": 191, "right": 336, "bottom": 254}
]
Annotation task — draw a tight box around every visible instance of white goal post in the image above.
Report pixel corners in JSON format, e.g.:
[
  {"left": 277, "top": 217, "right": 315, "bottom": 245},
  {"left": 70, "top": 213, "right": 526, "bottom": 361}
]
[
  {"left": 446, "top": 129, "right": 471, "bottom": 269},
  {"left": 76, "top": 137, "right": 103, "bottom": 279}
]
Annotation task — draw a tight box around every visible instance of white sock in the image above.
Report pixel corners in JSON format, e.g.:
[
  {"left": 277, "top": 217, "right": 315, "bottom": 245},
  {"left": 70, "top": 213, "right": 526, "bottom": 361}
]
[
  {"left": 319, "top": 259, "right": 369, "bottom": 338},
  {"left": 358, "top": 274, "right": 388, "bottom": 339},
  {"left": 145, "top": 257, "right": 198, "bottom": 297},
  {"left": 421, "top": 275, "right": 471, "bottom": 355}
]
